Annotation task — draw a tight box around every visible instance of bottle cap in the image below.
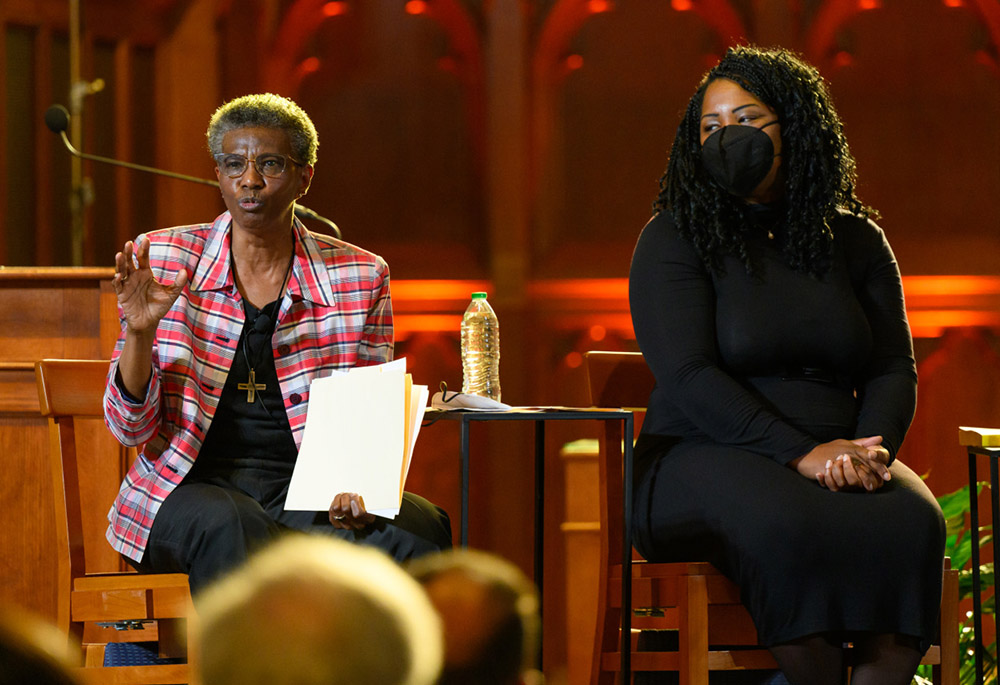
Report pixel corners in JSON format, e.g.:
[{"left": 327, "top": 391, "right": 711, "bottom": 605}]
[{"left": 471, "top": 292, "right": 487, "bottom": 299}]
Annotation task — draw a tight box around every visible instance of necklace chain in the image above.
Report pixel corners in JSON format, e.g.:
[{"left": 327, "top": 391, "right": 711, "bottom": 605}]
[{"left": 236, "top": 248, "right": 294, "bottom": 403}]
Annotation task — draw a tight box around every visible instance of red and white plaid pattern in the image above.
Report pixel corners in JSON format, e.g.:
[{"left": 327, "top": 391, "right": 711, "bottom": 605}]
[{"left": 104, "top": 212, "right": 393, "bottom": 562}]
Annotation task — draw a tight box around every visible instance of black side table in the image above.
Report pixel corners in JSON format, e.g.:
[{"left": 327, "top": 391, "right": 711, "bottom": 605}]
[
  {"left": 424, "top": 406, "right": 636, "bottom": 673},
  {"left": 960, "top": 426, "right": 1000, "bottom": 685},
  {"left": 425, "top": 407, "right": 634, "bottom": 587}
]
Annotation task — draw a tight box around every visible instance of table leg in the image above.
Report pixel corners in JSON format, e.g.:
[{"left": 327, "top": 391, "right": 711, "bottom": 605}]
[
  {"left": 534, "top": 421, "right": 545, "bottom": 603},
  {"left": 460, "top": 419, "right": 470, "bottom": 547},
  {"left": 992, "top": 458, "right": 1000, "bottom": 682},
  {"left": 622, "top": 414, "right": 634, "bottom": 679},
  {"left": 970, "top": 451, "right": 984, "bottom": 685},
  {"left": 534, "top": 420, "right": 545, "bottom": 666}
]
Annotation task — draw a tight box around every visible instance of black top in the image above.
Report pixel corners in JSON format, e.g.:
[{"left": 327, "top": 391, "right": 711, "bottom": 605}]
[
  {"left": 188, "top": 298, "right": 298, "bottom": 500},
  {"left": 628, "top": 209, "right": 917, "bottom": 473}
]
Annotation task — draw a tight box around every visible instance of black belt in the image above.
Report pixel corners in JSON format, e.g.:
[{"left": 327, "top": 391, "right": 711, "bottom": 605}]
[{"left": 777, "top": 366, "right": 852, "bottom": 387}]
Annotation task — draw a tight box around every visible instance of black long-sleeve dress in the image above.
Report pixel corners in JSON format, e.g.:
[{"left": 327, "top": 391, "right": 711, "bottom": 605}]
[{"left": 628, "top": 207, "right": 945, "bottom": 649}]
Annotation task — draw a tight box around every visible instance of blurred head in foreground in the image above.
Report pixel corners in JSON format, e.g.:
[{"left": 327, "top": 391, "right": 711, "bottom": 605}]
[
  {"left": 195, "top": 534, "right": 442, "bottom": 685},
  {"left": 0, "top": 608, "right": 81, "bottom": 685},
  {"left": 409, "top": 548, "right": 542, "bottom": 685}
]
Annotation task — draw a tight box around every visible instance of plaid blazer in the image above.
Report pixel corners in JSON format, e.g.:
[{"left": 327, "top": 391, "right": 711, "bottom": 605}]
[{"left": 103, "top": 212, "right": 392, "bottom": 561}]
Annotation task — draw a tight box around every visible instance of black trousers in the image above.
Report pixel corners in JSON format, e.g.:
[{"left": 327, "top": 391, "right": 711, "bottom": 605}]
[{"left": 128, "top": 479, "right": 453, "bottom": 594}]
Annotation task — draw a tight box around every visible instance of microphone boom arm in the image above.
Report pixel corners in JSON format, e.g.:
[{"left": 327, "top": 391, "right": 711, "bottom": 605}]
[
  {"left": 58, "top": 130, "right": 219, "bottom": 187},
  {"left": 46, "top": 105, "right": 341, "bottom": 238}
]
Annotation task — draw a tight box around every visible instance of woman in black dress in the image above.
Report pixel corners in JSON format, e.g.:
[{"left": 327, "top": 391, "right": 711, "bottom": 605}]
[{"left": 629, "top": 46, "right": 945, "bottom": 685}]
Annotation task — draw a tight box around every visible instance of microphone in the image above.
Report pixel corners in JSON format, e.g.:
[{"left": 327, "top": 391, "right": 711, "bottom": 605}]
[
  {"left": 45, "top": 104, "right": 218, "bottom": 187},
  {"left": 44, "top": 104, "right": 342, "bottom": 238},
  {"left": 252, "top": 313, "right": 273, "bottom": 334}
]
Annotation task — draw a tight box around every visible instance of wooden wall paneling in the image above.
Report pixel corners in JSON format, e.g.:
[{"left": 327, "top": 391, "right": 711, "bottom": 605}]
[
  {"left": 805, "top": 0, "right": 864, "bottom": 65},
  {"left": 126, "top": 45, "right": 157, "bottom": 245},
  {"left": 560, "top": 438, "right": 600, "bottom": 685},
  {"left": 113, "top": 39, "right": 133, "bottom": 257},
  {"left": 0, "top": 19, "right": 7, "bottom": 266},
  {"left": 0, "top": 417, "right": 127, "bottom": 623},
  {"left": 79, "top": 22, "right": 96, "bottom": 267},
  {"left": 0, "top": 271, "right": 104, "bottom": 362},
  {"left": 480, "top": 0, "right": 539, "bottom": 652},
  {"left": 537, "top": 2, "right": 720, "bottom": 279},
  {"left": 88, "top": 39, "right": 116, "bottom": 268},
  {"left": 34, "top": 25, "right": 54, "bottom": 265},
  {"left": 424, "top": 0, "right": 487, "bottom": 184},
  {"left": 530, "top": 0, "right": 592, "bottom": 275},
  {"left": 824, "top": 2, "right": 1000, "bottom": 276},
  {"left": 0, "top": 268, "right": 115, "bottom": 620},
  {"left": 151, "top": 0, "right": 221, "bottom": 232},
  {"left": 50, "top": 33, "right": 73, "bottom": 267},
  {"left": 484, "top": 0, "right": 530, "bottom": 359},
  {"left": 0, "top": 415, "right": 58, "bottom": 620},
  {"left": 99, "top": 279, "right": 120, "bottom": 358},
  {"left": 281, "top": 2, "right": 484, "bottom": 280},
  {"left": 5, "top": 24, "right": 39, "bottom": 267}
]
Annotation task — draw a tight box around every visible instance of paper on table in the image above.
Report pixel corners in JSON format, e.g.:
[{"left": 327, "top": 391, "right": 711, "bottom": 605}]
[{"left": 285, "top": 359, "right": 426, "bottom": 518}]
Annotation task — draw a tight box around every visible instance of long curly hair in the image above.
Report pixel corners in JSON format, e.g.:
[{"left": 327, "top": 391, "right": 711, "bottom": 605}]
[{"left": 653, "top": 45, "right": 874, "bottom": 276}]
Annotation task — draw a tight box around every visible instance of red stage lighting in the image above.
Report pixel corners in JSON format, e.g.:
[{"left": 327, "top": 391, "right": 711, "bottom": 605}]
[
  {"left": 299, "top": 57, "right": 321, "bottom": 74},
  {"left": 322, "top": 1, "right": 349, "bottom": 16},
  {"left": 406, "top": 0, "right": 429, "bottom": 15},
  {"left": 834, "top": 51, "right": 853, "bottom": 68}
]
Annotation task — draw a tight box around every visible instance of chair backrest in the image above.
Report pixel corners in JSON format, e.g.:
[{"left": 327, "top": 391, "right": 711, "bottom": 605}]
[
  {"left": 35, "top": 359, "right": 118, "bottom": 632},
  {"left": 36, "top": 359, "right": 109, "bottom": 419},
  {"left": 584, "top": 351, "right": 654, "bottom": 413},
  {"left": 583, "top": 351, "right": 654, "bottom": 564}
]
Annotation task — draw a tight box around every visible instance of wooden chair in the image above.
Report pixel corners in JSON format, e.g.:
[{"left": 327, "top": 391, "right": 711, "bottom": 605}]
[
  {"left": 584, "top": 350, "right": 960, "bottom": 685},
  {"left": 36, "top": 359, "right": 193, "bottom": 685}
]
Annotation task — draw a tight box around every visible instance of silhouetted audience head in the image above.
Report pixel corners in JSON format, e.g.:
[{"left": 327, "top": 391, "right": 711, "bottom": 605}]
[
  {"left": 195, "top": 534, "right": 442, "bottom": 685},
  {"left": 0, "top": 608, "right": 81, "bottom": 685},
  {"left": 408, "top": 549, "right": 542, "bottom": 685}
]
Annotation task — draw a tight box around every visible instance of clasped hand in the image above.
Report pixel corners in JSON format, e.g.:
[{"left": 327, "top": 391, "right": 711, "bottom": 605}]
[{"left": 790, "top": 436, "right": 891, "bottom": 493}]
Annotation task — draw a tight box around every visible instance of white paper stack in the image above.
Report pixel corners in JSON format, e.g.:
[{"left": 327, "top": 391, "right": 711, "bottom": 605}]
[{"left": 285, "top": 358, "right": 428, "bottom": 518}]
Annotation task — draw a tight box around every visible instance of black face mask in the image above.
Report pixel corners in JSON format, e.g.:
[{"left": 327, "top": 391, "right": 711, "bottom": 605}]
[{"left": 700, "top": 122, "right": 779, "bottom": 197}]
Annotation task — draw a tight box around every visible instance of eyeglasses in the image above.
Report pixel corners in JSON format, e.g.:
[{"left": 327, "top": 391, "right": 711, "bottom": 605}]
[{"left": 214, "top": 153, "right": 304, "bottom": 178}]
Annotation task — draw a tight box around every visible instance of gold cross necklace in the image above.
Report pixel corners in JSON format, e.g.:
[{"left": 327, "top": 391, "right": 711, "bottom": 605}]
[
  {"left": 236, "top": 250, "right": 294, "bottom": 404},
  {"left": 238, "top": 368, "right": 266, "bottom": 403}
]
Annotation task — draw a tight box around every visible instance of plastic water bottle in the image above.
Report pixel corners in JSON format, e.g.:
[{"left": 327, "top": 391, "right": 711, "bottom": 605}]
[{"left": 461, "top": 292, "right": 501, "bottom": 402}]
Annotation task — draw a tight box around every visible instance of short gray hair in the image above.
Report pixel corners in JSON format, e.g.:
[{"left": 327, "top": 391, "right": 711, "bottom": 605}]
[
  {"left": 206, "top": 93, "right": 318, "bottom": 165},
  {"left": 196, "top": 535, "right": 442, "bottom": 685}
]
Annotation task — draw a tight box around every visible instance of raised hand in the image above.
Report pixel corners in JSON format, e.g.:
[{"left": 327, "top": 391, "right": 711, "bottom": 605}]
[
  {"left": 113, "top": 236, "right": 188, "bottom": 400},
  {"left": 114, "top": 236, "right": 188, "bottom": 335}
]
